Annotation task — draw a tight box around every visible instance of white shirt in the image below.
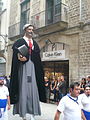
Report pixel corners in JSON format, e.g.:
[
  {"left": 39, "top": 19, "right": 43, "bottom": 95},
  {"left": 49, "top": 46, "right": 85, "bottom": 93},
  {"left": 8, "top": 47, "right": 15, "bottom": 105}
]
[
  {"left": 57, "top": 95, "right": 82, "bottom": 120},
  {"left": 78, "top": 93, "right": 90, "bottom": 112},
  {"left": 0, "top": 85, "right": 9, "bottom": 120},
  {"left": 23, "top": 36, "right": 34, "bottom": 50},
  {"left": 0, "top": 85, "right": 9, "bottom": 99}
]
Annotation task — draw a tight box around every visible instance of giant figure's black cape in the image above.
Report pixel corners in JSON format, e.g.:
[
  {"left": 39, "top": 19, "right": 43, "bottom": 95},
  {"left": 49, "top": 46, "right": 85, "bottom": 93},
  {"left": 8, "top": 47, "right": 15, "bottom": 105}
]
[{"left": 10, "top": 38, "right": 46, "bottom": 104}]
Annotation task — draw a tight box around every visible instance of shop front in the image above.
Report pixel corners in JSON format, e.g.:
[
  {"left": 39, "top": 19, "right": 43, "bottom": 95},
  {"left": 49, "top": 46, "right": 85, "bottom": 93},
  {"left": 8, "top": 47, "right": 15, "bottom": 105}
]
[
  {"left": 41, "top": 42, "right": 69, "bottom": 99},
  {"left": 43, "top": 60, "right": 69, "bottom": 89}
]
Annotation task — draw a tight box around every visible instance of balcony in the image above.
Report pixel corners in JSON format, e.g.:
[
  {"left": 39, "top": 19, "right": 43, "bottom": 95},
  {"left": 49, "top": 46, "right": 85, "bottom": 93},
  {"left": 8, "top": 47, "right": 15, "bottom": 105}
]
[
  {"left": 8, "top": 2, "right": 68, "bottom": 39},
  {"left": 31, "top": 2, "right": 68, "bottom": 35}
]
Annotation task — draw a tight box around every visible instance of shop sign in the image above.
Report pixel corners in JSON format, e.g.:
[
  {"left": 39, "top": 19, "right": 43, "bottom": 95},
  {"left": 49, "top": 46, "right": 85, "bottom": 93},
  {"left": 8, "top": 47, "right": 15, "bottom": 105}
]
[{"left": 42, "top": 50, "right": 65, "bottom": 61}]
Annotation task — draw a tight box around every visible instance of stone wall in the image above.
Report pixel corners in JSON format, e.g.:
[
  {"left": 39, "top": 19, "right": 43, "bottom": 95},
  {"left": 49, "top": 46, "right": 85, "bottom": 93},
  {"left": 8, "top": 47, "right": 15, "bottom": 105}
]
[
  {"left": 6, "top": 35, "right": 15, "bottom": 75},
  {"left": 80, "top": 0, "right": 90, "bottom": 23},
  {"left": 67, "top": 0, "right": 80, "bottom": 27},
  {"left": 6, "top": 43, "right": 13, "bottom": 75},
  {"left": 67, "top": 0, "right": 90, "bottom": 27},
  {"left": 79, "top": 25, "right": 90, "bottom": 79},
  {"left": 9, "top": 0, "right": 20, "bottom": 26}
]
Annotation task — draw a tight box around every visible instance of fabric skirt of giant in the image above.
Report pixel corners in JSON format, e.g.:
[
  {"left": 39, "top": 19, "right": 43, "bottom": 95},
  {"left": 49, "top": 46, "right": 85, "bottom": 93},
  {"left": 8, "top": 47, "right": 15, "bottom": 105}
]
[{"left": 13, "top": 58, "right": 41, "bottom": 117}]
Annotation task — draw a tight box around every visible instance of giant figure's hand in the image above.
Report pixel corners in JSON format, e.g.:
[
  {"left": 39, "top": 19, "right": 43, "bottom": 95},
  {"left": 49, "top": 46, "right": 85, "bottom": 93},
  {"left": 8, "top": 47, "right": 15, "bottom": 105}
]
[{"left": 18, "top": 53, "right": 27, "bottom": 61}]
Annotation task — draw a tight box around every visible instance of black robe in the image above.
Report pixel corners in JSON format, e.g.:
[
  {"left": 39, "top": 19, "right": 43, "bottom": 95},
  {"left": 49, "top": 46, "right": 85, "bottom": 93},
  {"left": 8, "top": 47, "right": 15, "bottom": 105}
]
[{"left": 10, "top": 38, "right": 46, "bottom": 104}]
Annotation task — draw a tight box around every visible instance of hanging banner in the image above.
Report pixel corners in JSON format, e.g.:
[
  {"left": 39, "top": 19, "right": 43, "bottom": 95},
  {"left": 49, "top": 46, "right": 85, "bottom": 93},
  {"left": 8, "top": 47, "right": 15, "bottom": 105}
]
[{"left": 42, "top": 50, "right": 65, "bottom": 61}]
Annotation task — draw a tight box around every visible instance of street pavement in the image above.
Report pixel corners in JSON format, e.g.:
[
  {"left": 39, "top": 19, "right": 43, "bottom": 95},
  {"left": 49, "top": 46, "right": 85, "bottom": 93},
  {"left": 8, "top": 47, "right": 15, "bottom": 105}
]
[{"left": 8, "top": 102, "right": 62, "bottom": 120}]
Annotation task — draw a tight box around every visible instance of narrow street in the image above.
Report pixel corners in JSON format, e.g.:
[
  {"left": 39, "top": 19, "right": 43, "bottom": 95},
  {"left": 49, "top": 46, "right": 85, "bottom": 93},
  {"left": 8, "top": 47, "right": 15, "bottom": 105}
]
[{"left": 8, "top": 102, "right": 61, "bottom": 120}]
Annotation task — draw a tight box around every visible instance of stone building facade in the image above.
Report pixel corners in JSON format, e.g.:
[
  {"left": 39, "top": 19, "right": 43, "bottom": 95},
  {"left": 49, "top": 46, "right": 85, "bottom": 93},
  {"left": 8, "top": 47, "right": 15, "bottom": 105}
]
[
  {"left": 7, "top": 0, "right": 90, "bottom": 85},
  {"left": 0, "top": 0, "right": 10, "bottom": 75}
]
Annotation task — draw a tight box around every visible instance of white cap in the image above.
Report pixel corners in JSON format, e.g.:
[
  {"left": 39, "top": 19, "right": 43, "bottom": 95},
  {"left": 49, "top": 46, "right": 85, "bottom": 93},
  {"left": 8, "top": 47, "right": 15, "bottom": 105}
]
[{"left": 23, "top": 24, "right": 31, "bottom": 30}]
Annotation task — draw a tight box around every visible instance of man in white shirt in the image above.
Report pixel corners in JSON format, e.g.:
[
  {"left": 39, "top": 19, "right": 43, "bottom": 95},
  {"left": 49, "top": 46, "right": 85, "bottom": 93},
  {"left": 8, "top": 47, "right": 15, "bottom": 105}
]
[
  {"left": 78, "top": 84, "right": 90, "bottom": 120},
  {"left": 54, "top": 82, "right": 86, "bottom": 120},
  {"left": 0, "top": 76, "right": 10, "bottom": 120}
]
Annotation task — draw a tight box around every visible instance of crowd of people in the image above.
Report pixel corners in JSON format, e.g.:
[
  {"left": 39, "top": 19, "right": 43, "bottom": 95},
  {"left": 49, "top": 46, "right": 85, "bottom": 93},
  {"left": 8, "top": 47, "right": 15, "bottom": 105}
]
[
  {"left": 54, "top": 75, "right": 90, "bottom": 120},
  {"left": 44, "top": 75, "right": 67, "bottom": 104},
  {"left": 80, "top": 76, "right": 90, "bottom": 93},
  {"left": 0, "top": 72, "right": 90, "bottom": 120}
]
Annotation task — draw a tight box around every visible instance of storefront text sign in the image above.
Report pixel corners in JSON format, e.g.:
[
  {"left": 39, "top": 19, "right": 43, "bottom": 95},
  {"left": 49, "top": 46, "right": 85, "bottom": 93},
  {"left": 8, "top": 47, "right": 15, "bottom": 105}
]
[{"left": 42, "top": 50, "right": 65, "bottom": 61}]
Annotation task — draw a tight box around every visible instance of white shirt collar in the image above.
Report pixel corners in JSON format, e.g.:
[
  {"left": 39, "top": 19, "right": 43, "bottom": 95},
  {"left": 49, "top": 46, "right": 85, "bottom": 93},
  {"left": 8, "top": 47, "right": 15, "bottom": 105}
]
[
  {"left": 23, "top": 36, "right": 34, "bottom": 50},
  {"left": 23, "top": 36, "right": 33, "bottom": 45}
]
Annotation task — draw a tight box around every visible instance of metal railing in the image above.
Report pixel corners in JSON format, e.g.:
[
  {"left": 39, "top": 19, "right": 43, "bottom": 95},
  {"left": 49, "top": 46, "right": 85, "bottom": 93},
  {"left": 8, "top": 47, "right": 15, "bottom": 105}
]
[
  {"left": 8, "top": 2, "right": 68, "bottom": 38},
  {"left": 30, "top": 2, "right": 68, "bottom": 29}
]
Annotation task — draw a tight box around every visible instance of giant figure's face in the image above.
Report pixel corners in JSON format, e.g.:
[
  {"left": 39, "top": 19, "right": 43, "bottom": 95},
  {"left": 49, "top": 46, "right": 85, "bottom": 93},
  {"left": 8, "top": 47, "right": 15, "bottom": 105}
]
[{"left": 25, "top": 26, "right": 34, "bottom": 37}]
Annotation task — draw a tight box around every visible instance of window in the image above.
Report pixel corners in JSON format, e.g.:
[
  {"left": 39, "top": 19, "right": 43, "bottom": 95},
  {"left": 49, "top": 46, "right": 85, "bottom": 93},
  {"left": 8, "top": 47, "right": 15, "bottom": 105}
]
[
  {"left": 46, "top": 0, "right": 61, "bottom": 25},
  {"left": 55, "top": 0, "right": 61, "bottom": 15},
  {"left": 46, "top": 0, "right": 54, "bottom": 24},
  {"left": 20, "top": 0, "right": 30, "bottom": 34}
]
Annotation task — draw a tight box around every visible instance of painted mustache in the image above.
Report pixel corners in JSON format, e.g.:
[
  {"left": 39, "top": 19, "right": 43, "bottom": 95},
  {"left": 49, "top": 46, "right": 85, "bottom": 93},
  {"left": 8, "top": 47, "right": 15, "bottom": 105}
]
[{"left": 26, "top": 31, "right": 33, "bottom": 35}]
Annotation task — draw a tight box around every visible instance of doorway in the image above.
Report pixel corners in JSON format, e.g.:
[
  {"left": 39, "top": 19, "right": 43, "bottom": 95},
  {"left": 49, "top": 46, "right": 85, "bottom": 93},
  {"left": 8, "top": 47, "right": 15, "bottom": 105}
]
[{"left": 43, "top": 60, "right": 69, "bottom": 90}]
